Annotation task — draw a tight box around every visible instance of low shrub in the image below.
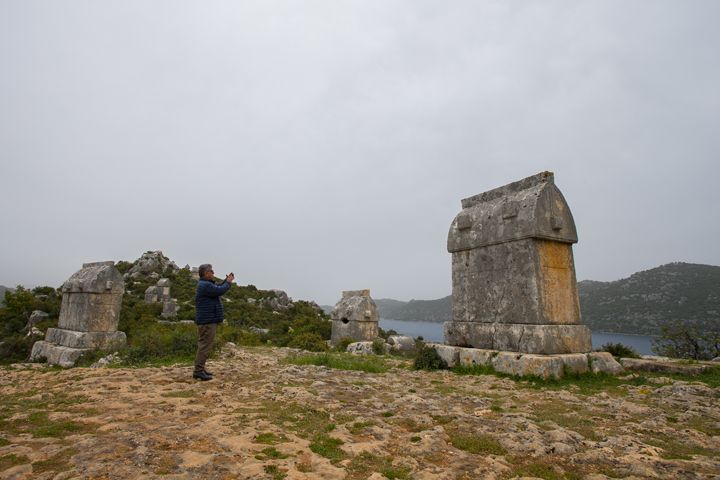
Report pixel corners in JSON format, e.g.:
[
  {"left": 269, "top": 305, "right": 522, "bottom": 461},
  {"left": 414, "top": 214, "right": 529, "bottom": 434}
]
[
  {"left": 335, "top": 337, "right": 353, "bottom": 352},
  {"left": 413, "top": 345, "right": 448, "bottom": 370},
  {"left": 600, "top": 342, "right": 640, "bottom": 359},
  {"left": 287, "top": 332, "right": 329, "bottom": 352},
  {"left": 372, "top": 338, "right": 387, "bottom": 355}
]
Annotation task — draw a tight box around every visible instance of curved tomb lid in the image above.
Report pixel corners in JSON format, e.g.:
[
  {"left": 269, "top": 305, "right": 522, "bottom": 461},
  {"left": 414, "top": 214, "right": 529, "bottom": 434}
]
[
  {"left": 61, "top": 262, "right": 125, "bottom": 294},
  {"left": 447, "top": 171, "right": 578, "bottom": 253}
]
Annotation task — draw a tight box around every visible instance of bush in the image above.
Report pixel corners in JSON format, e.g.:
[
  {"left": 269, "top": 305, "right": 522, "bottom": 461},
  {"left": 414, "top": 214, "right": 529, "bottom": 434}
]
[
  {"left": 287, "top": 333, "right": 329, "bottom": 352},
  {"left": 652, "top": 320, "right": 720, "bottom": 360},
  {"left": 413, "top": 345, "right": 448, "bottom": 370},
  {"left": 123, "top": 323, "right": 197, "bottom": 364},
  {"left": 335, "top": 337, "right": 353, "bottom": 352},
  {"left": 372, "top": 338, "right": 387, "bottom": 355},
  {"left": 600, "top": 342, "right": 640, "bottom": 359}
]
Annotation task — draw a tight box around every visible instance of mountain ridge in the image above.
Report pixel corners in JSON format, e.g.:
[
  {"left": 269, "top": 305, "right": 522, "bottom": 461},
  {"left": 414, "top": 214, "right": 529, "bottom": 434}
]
[{"left": 372, "top": 262, "right": 720, "bottom": 335}]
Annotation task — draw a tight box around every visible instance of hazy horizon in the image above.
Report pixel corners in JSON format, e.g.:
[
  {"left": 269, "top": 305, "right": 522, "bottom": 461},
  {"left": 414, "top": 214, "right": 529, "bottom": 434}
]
[{"left": 2, "top": 1, "right": 719, "bottom": 305}]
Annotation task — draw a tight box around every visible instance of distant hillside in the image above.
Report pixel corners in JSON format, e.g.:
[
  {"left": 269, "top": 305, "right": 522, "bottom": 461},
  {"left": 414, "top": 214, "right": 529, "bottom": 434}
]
[
  {"left": 376, "top": 296, "right": 452, "bottom": 323},
  {"left": 375, "top": 263, "right": 720, "bottom": 336},
  {"left": 579, "top": 262, "right": 720, "bottom": 335}
]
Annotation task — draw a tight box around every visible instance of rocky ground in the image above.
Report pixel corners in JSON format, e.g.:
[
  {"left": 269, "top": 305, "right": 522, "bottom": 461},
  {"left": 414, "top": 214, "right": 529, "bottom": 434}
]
[{"left": 1, "top": 346, "right": 719, "bottom": 480}]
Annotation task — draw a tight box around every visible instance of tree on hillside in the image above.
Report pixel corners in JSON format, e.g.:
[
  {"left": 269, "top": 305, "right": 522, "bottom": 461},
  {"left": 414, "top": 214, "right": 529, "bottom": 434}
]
[{"left": 652, "top": 320, "right": 720, "bottom": 360}]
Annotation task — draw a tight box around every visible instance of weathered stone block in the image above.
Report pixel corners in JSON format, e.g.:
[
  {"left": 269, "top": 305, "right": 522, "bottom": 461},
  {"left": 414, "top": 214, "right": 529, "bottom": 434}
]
[
  {"left": 445, "top": 172, "right": 592, "bottom": 355},
  {"left": 516, "top": 354, "right": 565, "bottom": 379},
  {"left": 430, "top": 344, "right": 460, "bottom": 367},
  {"left": 32, "top": 261, "right": 126, "bottom": 367},
  {"left": 387, "top": 335, "right": 415, "bottom": 352},
  {"left": 491, "top": 352, "right": 523, "bottom": 375},
  {"left": 458, "top": 347, "right": 495, "bottom": 367},
  {"left": 619, "top": 358, "right": 710, "bottom": 375},
  {"left": 558, "top": 353, "right": 590, "bottom": 374},
  {"left": 29, "top": 341, "right": 90, "bottom": 368},
  {"left": 161, "top": 299, "right": 178, "bottom": 319},
  {"left": 45, "top": 328, "right": 126, "bottom": 350},
  {"left": 444, "top": 322, "right": 591, "bottom": 355},
  {"left": 346, "top": 341, "right": 387, "bottom": 355},
  {"left": 588, "top": 352, "right": 624, "bottom": 374},
  {"left": 330, "top": 290, "right": 379, "bottom": 346}
]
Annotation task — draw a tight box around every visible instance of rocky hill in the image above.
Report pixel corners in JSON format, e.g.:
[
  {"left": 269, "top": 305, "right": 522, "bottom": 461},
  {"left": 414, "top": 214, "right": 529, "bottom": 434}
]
[
  {"left": 579, "top": 262, "right": 720, "bottom": 335},
  {"left": 375, "top": 296, "right": 452, "bottom": 323},
  {"left": 374, "top": 263, "right": 720, "bottom": 336}
]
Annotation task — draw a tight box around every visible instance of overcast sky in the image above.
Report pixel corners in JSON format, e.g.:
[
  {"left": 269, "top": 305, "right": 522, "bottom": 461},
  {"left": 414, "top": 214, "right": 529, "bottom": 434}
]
[{"left": 1, "top": 1, "right": 718, "bottom": 305}]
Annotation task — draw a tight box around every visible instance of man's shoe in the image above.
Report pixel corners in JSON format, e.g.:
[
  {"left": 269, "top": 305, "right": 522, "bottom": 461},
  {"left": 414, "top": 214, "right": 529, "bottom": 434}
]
[
  {"left": 203, "top": 370, "right": 213, "bottom": 377},
  {"left": 193, "top": 371, "right": 212, "bottom": 381}
]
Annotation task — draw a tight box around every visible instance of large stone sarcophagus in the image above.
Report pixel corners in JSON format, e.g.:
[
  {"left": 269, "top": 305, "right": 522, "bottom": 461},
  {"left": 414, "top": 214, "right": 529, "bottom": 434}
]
[
  {"left": 444, "top": 172, "right": 591, "bottom": 354},
  {"left": 30, "top": 261, "right": 127, "bottom": 367},
  {"left": 330, "top": 290, "right": 379, "bottom": 346}
]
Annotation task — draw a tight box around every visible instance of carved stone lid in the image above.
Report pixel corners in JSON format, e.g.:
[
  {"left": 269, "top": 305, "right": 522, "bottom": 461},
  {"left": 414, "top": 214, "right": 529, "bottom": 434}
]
[
  {"left": 61, "top": 262, "right": 125, "bottom": 294},
  {"left": 448, "top": 171, "right": 578, "bottom": 253}
]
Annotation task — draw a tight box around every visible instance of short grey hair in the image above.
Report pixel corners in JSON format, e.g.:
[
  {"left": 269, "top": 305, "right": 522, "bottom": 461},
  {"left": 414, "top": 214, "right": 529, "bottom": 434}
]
[{"left": 198, "top": 264, "right": 213, "bottom": 278}]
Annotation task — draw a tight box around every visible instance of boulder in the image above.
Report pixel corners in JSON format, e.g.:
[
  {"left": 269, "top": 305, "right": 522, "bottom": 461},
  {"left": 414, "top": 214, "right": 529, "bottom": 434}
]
[
  {"left": 588, "top": 352, "right": 624, "bottom": 374},
  {"left": 558, "top": 353, "right": 590, "bottom": 374},
  {"left": 26, "top": 310, "right": 49, "bottom": 329},
  {"left": 346, "top": 341, "right": 388, "bottom": 355},
  {"left": 387, "top": 335, "right": 415, "bottom": 352},
  {"left": 161, "top": 299, "right": 179, "bottom": 319},
  {"left": 458, "top": 348, "right": 495, "bottom": 367},
  {"left": 429, "top": 344, "right": 460, "bottom": 367},
  {"left": 126, "top": 251, "right": 179, "bottom": 277}
]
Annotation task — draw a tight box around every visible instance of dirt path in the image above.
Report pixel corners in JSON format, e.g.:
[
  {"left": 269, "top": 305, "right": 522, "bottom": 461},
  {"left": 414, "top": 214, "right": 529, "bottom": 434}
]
[{"left": 1, "top": 347, "right": 719, "bottom": 479}]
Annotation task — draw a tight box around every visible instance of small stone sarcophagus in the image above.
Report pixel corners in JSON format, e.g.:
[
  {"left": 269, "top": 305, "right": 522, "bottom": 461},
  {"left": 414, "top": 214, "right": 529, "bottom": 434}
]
[
  {"left": 330, "top": 290, "right": 379, "bottom": 346},
  {"left": 30, "top": 261, "right": 127, "bottom": 367},
  {"left": 445, "top": 172, "right": 591, "bottom": 354}
]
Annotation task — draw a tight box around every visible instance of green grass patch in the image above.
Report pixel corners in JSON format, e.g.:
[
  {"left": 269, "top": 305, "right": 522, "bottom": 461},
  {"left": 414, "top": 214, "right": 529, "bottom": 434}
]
[
  {"left": 0, "top": 453, "right": 29, "bottom": 471},
  {"left": 160, "top": 390, "right": 195, "bottom": 398},
  {"left": 347, "top": 420, "right": 375, "bottom": 435},
  {"left": 31, "top": 448, "right": 78, "bottom": 475},
  {"left": 381, "top": 411, "right": 394, "bottom": 418},
  {"left": 431, "top": 414, "right": 454, "bottom": 425},
  {"left": 410, "top": 435, "right": 421, "bottom": 443},
  {"left": 255, "top": 447, "right": 289, "bottom": 460},
  {"left": 263, "top": 464, "right": 288, "bottom": 480},
  {"left": 309, "top": 433, "right": 344, "bottom": 461},
  {"left": 259, "top": 401, "right": 334, "bottom": 439},
  {"left": 530, "top": 403, "right": 602, "bottom": 441},
  {"left": 284, "top": 353, "right": 389, "bottom": 373},
  {"left": 0, "top": 437, "right": 10, "bottom": 446},
  {"left": 509, "top": 461, "right": 567, "bottom": 480},
  {"left": 346, "top": 452, "right": 411, "bottom": 480},
  {"left": 448, "top": 432, "right": 506, "bottom": 455},
  {"left": 643, "top": 431, "right": 718, "bottom": 460},
  {"left": 25, "top": 411, "right": 95, "bottom": 438},
  {"left": 685, "top": 416, "right": 720, "bottom": 436}
]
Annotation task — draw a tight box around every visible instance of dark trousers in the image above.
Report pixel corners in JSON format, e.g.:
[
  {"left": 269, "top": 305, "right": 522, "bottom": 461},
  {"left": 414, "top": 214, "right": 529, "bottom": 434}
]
[{"left": 194, "top": 323, "right": 218, "bottom": 373}]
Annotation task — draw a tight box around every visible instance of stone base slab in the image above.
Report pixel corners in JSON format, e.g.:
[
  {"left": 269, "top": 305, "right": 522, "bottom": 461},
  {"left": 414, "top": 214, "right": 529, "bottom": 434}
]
[
  {"left": 45, "top": 328, "right": 127, "bottom": 350},
  {"left": 619, "top": 357, "right": 711, "bottom": 376},
  {"left": 29, "top": 341, "right": 90, "bottom": 368},
  {"left": 444, "top": 322, "right": 592, "bottom": 354},
  {"left": 428, "top": 344, "right": 622, "bottom": 379}
]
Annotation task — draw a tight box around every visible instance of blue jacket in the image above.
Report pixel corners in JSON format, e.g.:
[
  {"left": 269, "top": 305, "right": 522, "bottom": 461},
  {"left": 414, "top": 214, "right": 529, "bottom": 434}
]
[{"left": 195, "top": 279, "right": 232, "bottom": 325}]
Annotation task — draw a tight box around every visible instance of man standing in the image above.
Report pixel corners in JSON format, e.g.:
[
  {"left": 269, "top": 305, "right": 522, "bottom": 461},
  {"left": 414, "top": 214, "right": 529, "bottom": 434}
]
[{"left": 193, "top": 264, "right": 234, "bottom": 380}]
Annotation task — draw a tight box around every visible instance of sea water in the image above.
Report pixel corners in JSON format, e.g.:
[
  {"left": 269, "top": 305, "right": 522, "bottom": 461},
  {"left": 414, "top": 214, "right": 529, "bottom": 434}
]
[{"left": 379, "top": 318, "right": 656, "bottom": 355}]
